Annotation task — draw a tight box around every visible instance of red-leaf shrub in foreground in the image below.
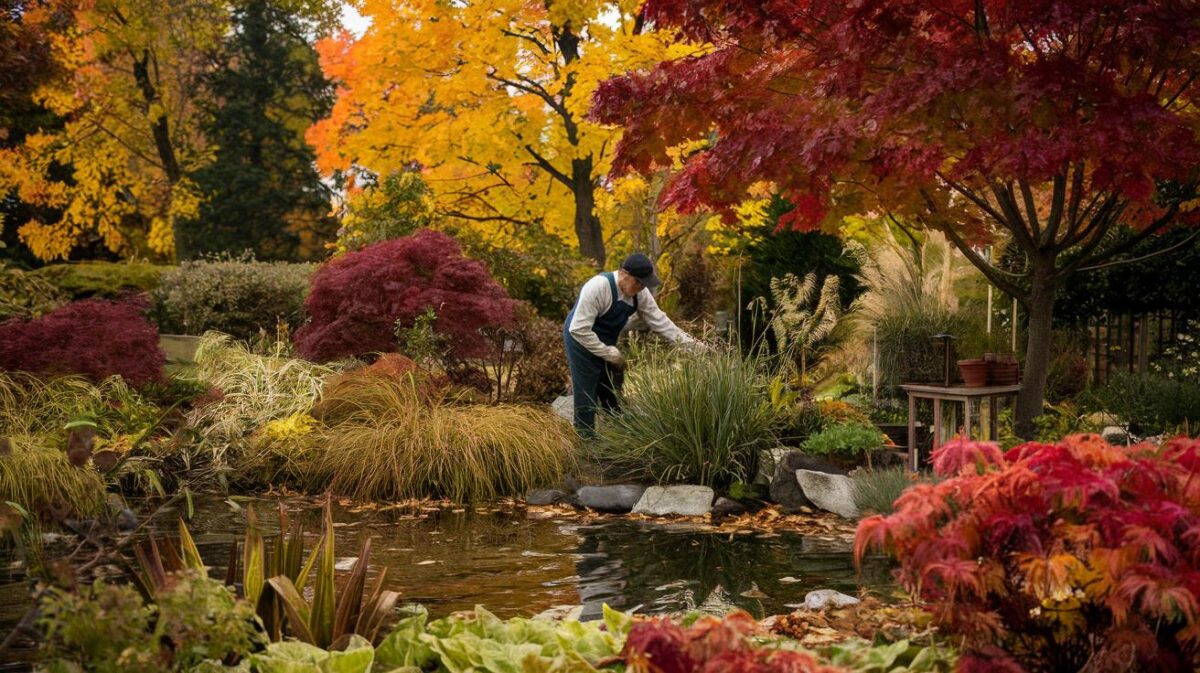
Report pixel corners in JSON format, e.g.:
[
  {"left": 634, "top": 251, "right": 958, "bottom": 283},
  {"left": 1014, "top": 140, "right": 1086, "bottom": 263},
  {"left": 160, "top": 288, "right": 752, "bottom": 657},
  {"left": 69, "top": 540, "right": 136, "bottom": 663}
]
[
  {"left": 0, "top": 297, "right": 165, "bottom": 386},
  {"left": 294, "top": 230, "right": 519, "bottom": 362},
  {"left": 620, "top": 612, "right": 845, "bottom": 673},
  {"left": 856, "top": 435, "right": 1200, "bottom": 672}
]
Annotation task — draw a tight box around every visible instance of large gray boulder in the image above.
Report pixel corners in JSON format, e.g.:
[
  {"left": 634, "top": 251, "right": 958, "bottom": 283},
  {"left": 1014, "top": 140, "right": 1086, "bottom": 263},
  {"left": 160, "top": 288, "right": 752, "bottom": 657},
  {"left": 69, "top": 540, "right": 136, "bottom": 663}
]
[
  {"left": 577, "top": 485, "right": 647, "bottom": 513},
  {"left": 632, "top": 485, "right": 714, "bottom": 517},
  {"left": 796, "top": 469, "right": 859, "bottom": 519},
  {"left": 769, "top": 451, "right": 847, "bottom": 513}
]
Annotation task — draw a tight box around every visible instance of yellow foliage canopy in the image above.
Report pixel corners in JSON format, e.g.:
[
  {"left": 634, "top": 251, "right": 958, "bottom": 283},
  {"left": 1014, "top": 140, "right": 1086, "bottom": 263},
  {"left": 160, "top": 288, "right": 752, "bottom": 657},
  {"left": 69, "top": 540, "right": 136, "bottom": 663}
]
[{"left": 308, "top": 0, "right": 703, "bottom": 265}]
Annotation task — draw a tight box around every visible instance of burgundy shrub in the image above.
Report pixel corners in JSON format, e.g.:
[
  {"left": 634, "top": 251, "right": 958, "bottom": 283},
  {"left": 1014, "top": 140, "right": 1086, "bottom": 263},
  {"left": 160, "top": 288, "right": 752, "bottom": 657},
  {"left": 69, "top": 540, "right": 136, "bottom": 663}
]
[
  {"left": 0, "top": 297, "right": 165, "bottom": 386},
  {"left": 295, "top": 230, "right": 519, "bottom": 362}
]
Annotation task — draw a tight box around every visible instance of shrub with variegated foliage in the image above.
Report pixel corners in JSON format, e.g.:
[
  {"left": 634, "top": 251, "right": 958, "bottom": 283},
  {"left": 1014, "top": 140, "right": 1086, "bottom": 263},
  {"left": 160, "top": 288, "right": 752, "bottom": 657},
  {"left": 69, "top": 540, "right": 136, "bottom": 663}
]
[{"left": 856, "top": 435, "right": 1200, "bottom": 672}]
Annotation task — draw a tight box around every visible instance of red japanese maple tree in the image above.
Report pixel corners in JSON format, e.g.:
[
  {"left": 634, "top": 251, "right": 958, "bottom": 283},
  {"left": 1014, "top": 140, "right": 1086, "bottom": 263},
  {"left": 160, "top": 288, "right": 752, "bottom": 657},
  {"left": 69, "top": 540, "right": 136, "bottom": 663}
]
[{"left": 592, "top": 0, "right": 1200, "bottom": 435}]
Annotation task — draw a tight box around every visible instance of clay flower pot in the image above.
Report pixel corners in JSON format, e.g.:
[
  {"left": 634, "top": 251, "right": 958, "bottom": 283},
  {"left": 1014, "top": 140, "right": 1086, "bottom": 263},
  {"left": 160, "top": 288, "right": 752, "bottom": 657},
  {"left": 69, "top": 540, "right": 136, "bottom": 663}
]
[
  {"left": 958, "top": 358, "right": 989, "bottom": 387},
  {"left": 984, "top": 352, "right": 1021, "bottom": 385}
]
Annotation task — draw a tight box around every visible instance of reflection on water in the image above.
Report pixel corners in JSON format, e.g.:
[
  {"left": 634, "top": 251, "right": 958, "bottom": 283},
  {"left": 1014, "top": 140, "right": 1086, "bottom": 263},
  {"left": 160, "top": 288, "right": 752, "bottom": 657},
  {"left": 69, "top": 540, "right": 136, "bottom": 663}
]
[{"left": 0, "top": 497, "right": 894, "bottom": 668}]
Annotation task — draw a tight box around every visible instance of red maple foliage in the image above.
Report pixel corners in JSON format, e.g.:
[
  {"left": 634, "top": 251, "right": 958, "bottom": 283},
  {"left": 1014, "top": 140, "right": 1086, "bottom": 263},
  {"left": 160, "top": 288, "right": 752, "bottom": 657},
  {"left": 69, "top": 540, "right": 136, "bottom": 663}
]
[
  {"left": 621, "top": 612, "right": 845, "bottom": 673},
  {"left": 0, "top": 297, "right": 165, "bottom": 386},
  {"left": 591, "top": 0, "right": 1200, "bottom": 436},
  {"left": 294, "top": 230, "right": 519, "bottom": 362},
  {"left": 856, "top": 435, "right": 1200, "bottom": 672}
]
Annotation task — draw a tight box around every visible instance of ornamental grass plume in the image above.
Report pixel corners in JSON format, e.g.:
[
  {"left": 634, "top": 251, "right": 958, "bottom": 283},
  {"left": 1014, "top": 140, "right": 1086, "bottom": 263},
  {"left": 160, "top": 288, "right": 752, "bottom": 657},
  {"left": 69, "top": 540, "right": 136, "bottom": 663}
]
[
  {"left": 856, "top": 434, "right": 1200, "bottom": 672},
  {"left": 289, "top": 376, "right": 575, "bottom": 502}
]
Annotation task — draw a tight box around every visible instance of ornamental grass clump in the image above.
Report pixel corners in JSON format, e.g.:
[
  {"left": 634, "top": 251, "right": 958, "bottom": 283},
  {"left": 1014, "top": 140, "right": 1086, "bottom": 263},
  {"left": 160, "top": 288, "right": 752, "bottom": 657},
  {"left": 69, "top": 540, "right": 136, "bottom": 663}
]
[
  {"left": 187, "top": 333, "right": 342, "bottom": 472},
  {"left": 291, "top": 376, "right": 575, "bottom": 502},
  {"left": 0, "top": 435, "right": 106, "bottom": 519},
  {"left": 856, "top": 435, "right": 1200, "bottom": 672},
  {"left": 590, "top": 349, "right": 778, "bottom": 487}
]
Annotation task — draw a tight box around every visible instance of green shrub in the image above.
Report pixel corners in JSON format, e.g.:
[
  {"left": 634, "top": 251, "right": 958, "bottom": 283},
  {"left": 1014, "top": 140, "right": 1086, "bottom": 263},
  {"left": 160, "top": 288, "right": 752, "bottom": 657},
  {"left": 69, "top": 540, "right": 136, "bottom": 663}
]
[
  {"left": 590, "top": 349, "right": 779, "bottom": 487},
  {"left": 284, "top": 377, "right": 576, "bottom": 502},
  {"left": 31, "top": 260, "right": 168, "bottom": 300},
  {"left": 852, "top": 467, "right": 917, "bottom": 516},
  {"left": 39, "top": 570, "right": 264, "bottom": 673},
  {"left": 802, "top": 422, "right": 885, "bottom": 458},
  {"left": 1095, "top": 371, "right": 1200, "bottom": 436},
  {"left": 152, "top": 256, "right": 314, "bottom": 339}
]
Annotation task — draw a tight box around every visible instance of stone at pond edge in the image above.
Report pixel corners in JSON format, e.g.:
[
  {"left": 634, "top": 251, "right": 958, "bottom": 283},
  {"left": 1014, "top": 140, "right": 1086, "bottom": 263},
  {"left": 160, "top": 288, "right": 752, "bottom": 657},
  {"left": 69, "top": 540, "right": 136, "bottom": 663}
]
[
  {"left": 525, "top": 488, "right": 571, "bottom": 506},
  {"left": 795, "top": 469, "right": 859, "bottom": 519},
  {"left": 552, "top": 395, "right": 573, "bottom": 423},
  {"left": 632, "top": 485, "right": 714, "bottom": 517},
  {"left": 754, "top": 447, "right": 790, "bottom": 485},
  {"left": 803, "top": 589, "right": 860, "bottom": 610},
  {"left": 711, "top": 497, "right": 748, "bottom": 518},
  {"left": 576, "top": 485, "right": 647, "bottom": 513},
  {"left": 770, "top": 451, "right": 848, "bottom": 514}
]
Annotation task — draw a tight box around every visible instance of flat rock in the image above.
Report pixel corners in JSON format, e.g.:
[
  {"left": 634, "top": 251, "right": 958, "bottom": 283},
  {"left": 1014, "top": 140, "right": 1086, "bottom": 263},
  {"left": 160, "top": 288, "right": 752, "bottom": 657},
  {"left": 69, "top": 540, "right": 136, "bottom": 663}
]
[
  {"left": 632, "top": 485, "right": 714, "bottom": 517},
  {"left": 770, "top": 451, "right": 848, "bottom": 513},
  {"left": 796, "top": 469, "right": 859, "bottom": 519},
  {"left": 803, "top": 589, "right": 860, "bottom": 610},
  {"left": 525, "top": 488, "right": 571, "bottom": 506},
  {"left": 577, "top": 484, "right": 647, "bottom": 513},
  {"left": 551, "top": 396, "right": 574, "bottom": 423},
  {"left": 711, "top": 497, "right": 748, "bottom": 518},
  {"left": 1101, "top": 425, "right": 1131, "bottom": 445}
]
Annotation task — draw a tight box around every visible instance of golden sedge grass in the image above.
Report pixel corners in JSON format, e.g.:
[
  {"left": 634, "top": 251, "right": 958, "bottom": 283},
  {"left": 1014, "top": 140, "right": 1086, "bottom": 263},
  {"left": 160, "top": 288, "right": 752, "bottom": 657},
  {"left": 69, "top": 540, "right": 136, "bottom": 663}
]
[
  {"left": 0, "top": 372, "right": 154, "bottom": 438},
  {"left": 286, "top": 377, "right": 576, "bottom": 503},
  {"left": 0, "top": 434, "right": 106, "bottom": 518}
]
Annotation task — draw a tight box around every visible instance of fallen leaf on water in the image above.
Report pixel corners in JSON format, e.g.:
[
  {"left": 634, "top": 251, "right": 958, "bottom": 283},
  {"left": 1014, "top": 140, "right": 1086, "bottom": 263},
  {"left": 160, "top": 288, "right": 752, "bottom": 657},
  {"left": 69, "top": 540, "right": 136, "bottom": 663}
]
[{"left": 416, "top": 560, "right": 438, "bottom": 565}]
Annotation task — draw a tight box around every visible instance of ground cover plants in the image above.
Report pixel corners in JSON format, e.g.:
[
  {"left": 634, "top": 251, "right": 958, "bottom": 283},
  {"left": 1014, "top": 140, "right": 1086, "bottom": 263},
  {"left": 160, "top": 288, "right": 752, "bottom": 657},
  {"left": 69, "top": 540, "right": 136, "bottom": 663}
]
[{"left": 857, "top": 435, "right": 1200, "bottom": 671}]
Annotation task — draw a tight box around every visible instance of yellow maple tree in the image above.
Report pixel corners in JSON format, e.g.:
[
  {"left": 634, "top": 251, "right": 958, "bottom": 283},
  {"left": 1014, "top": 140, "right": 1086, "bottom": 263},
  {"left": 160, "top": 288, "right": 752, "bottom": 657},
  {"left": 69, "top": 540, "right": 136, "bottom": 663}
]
[
  {"left": 0, "top": 0, "right": 226, "bottom": 261},
  {"left": 308, "top": 0, "right": 704, "bottom": 267}
]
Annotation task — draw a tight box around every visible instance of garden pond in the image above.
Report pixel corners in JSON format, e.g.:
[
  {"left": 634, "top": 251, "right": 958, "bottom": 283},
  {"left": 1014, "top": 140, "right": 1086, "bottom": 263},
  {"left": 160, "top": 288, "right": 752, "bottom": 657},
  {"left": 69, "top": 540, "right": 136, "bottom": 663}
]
[{"left": 0, "top": 497, "right": 894, "bottom": 669}]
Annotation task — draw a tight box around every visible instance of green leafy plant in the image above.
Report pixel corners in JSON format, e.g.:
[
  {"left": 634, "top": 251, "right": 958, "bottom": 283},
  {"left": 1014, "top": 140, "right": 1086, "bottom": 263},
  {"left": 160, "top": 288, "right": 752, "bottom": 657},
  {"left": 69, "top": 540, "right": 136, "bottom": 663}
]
[
  {"left": 39, "top": 569, "right": 264, "bottom": 673},
  {"left": 591, "top": 348, "right": 779, "bottom": 487},
  {"left": 823, "top": 638, "right": 955, "bottom": 672},
  {"left": 0, "top": 261, "right": 67, "bottom": 320},
  {"left": 760, "top": 271, "right": 844, "bottom": 378},
  {"left": 288, "top": 376, "right": 576, "bottom": 502},
  {"left": 802, "top": 423, "right": 885, "bottom": 460}
]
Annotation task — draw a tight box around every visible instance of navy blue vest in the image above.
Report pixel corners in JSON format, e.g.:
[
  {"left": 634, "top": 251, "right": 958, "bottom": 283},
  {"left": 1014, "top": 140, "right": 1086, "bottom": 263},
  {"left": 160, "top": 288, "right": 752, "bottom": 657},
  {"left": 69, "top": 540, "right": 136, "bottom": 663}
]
[{"left": 563, "top": 272, "right": 638, "bottom": 356}]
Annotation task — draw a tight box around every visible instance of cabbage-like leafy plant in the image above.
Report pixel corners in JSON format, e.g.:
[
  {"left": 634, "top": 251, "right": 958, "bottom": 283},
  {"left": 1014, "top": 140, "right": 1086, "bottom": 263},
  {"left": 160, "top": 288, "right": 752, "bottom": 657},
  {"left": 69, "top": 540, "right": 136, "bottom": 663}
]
[{"left": 856, "top": 435, "right": 1200, "bottom": 672}]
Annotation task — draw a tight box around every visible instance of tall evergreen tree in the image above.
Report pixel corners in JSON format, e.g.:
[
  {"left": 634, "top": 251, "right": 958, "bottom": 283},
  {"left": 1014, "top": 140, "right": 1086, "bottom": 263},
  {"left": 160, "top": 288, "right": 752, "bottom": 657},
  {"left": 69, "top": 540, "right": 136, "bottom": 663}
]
[{"left": 186, "top": 0, "right": 335, "bottom": 260}]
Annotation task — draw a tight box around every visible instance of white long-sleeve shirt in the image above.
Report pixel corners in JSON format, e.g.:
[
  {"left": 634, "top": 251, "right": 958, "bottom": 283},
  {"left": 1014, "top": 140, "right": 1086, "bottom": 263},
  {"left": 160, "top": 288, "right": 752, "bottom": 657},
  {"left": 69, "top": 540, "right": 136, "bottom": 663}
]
[{"left": 568, "top": 271, "right": 695, "bottom": 363}]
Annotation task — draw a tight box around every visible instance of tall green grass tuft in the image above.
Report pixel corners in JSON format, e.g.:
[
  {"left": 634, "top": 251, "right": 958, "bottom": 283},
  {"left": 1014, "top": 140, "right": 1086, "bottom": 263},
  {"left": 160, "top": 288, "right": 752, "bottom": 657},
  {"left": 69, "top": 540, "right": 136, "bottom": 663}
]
[
  {"left": 288, "top": 377, "right": 575, "bottom": 502},
  {"left": 852, "top": 467, "right": 926, "bottom": 516},
  {"left": 0, "top": 435, "right": 106, "bottom": 518},
  {"left": 0, "top": 371, "right": 160, "bottom": 439},
  {"left": 589, "top": 348, "right": 779, "bottom": 487}
]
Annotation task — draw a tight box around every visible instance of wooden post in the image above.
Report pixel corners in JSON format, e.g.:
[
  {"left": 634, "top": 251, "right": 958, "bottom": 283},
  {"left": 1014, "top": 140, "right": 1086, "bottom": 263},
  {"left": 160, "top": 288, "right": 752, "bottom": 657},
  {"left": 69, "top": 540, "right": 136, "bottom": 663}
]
[
  {"left": 908, "top": 393, "right": 917, "bottom": 472},
  {"left": 964, "top": 398, "right": 973, "bottom": 441}
]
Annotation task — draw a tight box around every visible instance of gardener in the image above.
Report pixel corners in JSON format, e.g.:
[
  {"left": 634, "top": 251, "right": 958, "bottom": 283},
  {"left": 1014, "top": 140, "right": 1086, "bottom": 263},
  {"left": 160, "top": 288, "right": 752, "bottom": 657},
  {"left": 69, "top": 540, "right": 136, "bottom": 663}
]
[{"left": 563, "top": 253, "right": 700, "bottom": 435}]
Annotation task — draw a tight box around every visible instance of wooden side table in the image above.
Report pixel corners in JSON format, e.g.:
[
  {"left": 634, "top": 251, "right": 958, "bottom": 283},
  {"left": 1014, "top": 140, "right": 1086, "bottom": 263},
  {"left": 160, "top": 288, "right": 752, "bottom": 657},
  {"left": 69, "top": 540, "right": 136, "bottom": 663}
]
[{"left": 899, "top": 383, "right": 1023, "bottom": 471}]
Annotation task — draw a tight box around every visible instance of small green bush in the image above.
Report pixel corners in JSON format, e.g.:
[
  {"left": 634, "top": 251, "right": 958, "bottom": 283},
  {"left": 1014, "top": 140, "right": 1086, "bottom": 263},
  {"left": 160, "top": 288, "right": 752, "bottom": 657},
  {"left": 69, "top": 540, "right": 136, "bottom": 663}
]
[
  {"left": 32, "top": 260, "right": 168, "bottom": 299},
  {"left": 590, "top": 349, "right": 779, "bottom": 487},
  {"left": 152, "top": 256, "right": 314, "bottom": 339},
  {"left": 802, "top": 422, "right": 885, "bottom": 458},
  {"left": 1095, "top": 371, "right": 1200, "bottom": 436},
  {"left": 39, "top": 570, "right": 264, "bottom": 673}
]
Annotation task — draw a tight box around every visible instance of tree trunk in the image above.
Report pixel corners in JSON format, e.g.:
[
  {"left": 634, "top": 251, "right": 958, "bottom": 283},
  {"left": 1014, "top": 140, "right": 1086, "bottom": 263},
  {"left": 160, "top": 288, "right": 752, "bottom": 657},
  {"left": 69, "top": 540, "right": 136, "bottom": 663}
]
[
  {"left": 572, "top": 156, "right": 605, "bottom": 267},
  {"left": 1014, "top": 277, "right": 1057, "bottom": 439},
  {"left": 131, "top": 49, "right": 190, "bottom": 260}
]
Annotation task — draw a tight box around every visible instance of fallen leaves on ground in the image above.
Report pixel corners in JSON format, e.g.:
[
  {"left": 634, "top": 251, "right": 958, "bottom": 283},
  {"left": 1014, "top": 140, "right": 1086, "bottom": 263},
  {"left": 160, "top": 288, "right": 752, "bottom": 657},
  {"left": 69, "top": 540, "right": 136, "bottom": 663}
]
[{"left": 764, "top": 597, "right": 936, "bottom": 649}]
